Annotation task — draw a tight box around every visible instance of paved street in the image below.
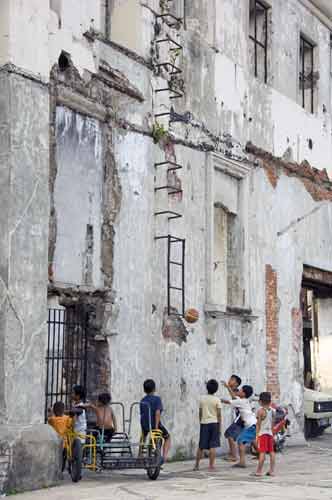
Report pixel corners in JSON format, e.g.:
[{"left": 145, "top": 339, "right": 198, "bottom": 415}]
[{"left": 12, "top": 432, "right": 332, "bottom": 500}]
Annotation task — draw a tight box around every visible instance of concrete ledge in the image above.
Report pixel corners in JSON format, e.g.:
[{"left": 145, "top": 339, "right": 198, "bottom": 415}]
[{"left": 0, "top": 424, "right": 62, "bottom": 494}]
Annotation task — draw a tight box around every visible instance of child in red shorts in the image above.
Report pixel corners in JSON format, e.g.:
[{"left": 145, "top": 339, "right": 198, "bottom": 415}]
[{"left": 255, "top": 392, "right": 275, "bottom": 477}]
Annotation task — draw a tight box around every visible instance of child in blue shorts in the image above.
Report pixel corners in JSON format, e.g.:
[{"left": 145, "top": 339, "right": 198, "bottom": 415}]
[{"left": 222, "top": 385, "right": 256, "bottom": 468}]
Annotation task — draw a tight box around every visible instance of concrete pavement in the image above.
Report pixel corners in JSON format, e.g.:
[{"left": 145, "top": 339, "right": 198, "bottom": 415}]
[{"left": 9, "top": 434, "right": 332, "bottom": 500}]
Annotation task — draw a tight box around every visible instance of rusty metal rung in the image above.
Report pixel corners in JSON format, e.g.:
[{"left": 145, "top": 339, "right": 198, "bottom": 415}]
[{"left": 154, "top": 210, "right": 182, "bottom": 220}]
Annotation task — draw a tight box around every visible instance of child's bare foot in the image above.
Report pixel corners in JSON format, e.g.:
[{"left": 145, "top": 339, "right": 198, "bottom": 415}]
[
  {"left": 193, "top": 465, "right": 200, "bottom": 471},
  {"left": 250, "top": 472, "right": 263, "bottom": 477},
  {"left": 208, "top": 466, "right": 216, "bottom": 472}
]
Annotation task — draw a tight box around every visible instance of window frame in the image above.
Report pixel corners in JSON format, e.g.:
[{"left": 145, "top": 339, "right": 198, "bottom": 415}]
[
  {"left": 299, "top": 34, "right": 315, "bottom": 114},
  {"left": 249, "top": 0, "right": 269, "bottom": 84}
]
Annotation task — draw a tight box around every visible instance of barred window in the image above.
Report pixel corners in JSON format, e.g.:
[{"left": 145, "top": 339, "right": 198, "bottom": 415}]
[
  {"left": 249, "top": 0, "right": 269, "bottom": 83},
  {"left": 299, "top": 35, "right": 315, "bottom": 114}
]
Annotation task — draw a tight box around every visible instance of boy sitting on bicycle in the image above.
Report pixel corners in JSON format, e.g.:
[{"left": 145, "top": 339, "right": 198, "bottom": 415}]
[
  {"left": 48, "top": 401, "right": 72, "bottom": 440},
  {"left": 140, "top": 379, "right": 171, "bottom": 463},
  {"left": 83, "top": 392, "right": 117, "bottom": 442}
]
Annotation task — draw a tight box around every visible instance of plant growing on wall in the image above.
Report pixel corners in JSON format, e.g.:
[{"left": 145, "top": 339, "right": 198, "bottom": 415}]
[
  {"left": 152, "top": 122, "right": 168, "bottom": 144},
  {"left": 159, "top": 0, "right": 170, "bottom": 14},
  {"left": 170, "top": 47, "right": 181, "bottom": 66}
]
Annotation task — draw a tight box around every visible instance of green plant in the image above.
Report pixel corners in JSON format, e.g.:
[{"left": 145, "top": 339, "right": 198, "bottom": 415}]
[
  {"left": 170, "top": 48, "right": 181, "bottom": 66},
  {"left": 152, "top": 122, "right": 168, "bottom": 144},
  {"left": 7, "top": 489, "right": 18, "bottom": 496},
  {"left": 159, "top": 0, "right": 169, "bottom": 14}
]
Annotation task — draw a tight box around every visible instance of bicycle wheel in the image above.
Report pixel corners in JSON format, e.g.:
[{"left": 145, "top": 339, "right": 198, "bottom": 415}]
[
  {"left": 147, "top": 438, "right": 162, "bottom": 480},
  {"left": 70, "top": 438, "right": 83, "bottom": 482}
]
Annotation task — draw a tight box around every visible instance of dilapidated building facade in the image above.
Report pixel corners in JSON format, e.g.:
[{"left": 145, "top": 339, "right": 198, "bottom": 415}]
[{"left": 1, "top": 0, "right": 332, "bottom": 491}]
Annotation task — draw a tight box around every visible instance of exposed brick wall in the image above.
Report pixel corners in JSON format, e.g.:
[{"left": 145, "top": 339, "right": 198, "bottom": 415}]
[
  {"left": 265, "top": 265, "right": 280, "bottom": 401},
  {"left": 246, "top": 142, "right": 332, "bottom": 201}
]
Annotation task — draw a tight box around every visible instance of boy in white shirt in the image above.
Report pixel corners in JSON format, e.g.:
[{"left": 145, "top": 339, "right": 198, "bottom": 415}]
[{"left": 222, "top": 384, "right": 256, "bottom": 468}]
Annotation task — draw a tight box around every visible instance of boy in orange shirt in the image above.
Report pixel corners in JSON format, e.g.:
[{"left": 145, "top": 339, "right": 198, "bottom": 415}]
[{"left": 48, "top": 401, "right": 72, "bottom": 440}]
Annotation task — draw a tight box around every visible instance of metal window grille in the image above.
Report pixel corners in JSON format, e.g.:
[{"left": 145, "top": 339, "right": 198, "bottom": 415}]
[
  {"left": 299, "top": 35, "right": 314, "bottom": 114},
  {"left": 249, "top": 0, "right": 269, "bottom": 84},
  {"left": 45, "top": 307, "right": 88, "bottom": 421}
]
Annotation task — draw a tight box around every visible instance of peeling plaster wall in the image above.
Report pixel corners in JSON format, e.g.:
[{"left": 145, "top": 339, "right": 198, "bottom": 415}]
[
  {"left": 248, "top": 168, "right": 332, "bottom": 411},
  {"left": 182, "top": 0, "right": 332, "bottom": 173},
  {"left": 53, "top": 107, "right": 103, "bottom": 287},
  {"left": 3, "top": 0, "right": 332, "bottom": 470}
]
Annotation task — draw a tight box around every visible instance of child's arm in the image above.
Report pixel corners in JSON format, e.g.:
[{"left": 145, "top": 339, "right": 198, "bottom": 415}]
[
  {"left": 111, "top": 409, "right": 117, "bottom": 432},
  {"left": 222, "top": 382, "right": 237, "bottom": 400},
  {"left": 221, "top": 399, "right": 231, "bottom": 405},
  {"left": 155, "top": 409, "right": 161, "bottom": 429},
  {"left": 217, "top": 408, "right": 222, "bottom": 434},
  {"left": 256, "top": 408, "right": 265, "bottom": 438}
]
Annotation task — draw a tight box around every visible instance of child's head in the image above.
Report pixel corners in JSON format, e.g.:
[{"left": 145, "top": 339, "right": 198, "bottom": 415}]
[
  {"left": 239, "top": 385, "right": 253, "bottom": 399},
  {"left": 206, "top": 379, "right": 219, "bottom": 395},
  {"left": 143, "top": 379, "right": 156, "bottom": 395},
  {"left": 72, "top": 384, "right": 86, "bottom": 403},
  {"left": 228, "top": 374, "right": 242, "bottom": 390},
  {"left": 53, "top": 401, "right": 65, "bottom": 417},
  {"left": 259, "top": 391, "right": 271, "bottom": 407},
  {"left": 98, "top": 392, "right": 111, "bottom": 406}
]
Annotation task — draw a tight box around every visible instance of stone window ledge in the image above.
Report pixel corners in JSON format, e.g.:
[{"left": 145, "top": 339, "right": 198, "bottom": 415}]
[{"left": 204, "top": 303, "right": 258, "bottom": 321}]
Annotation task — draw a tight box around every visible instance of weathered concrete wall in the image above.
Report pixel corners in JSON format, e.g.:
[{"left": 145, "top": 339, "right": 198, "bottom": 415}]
[{"left": 53, "top": 106, "right": 103, "bottom": 287}]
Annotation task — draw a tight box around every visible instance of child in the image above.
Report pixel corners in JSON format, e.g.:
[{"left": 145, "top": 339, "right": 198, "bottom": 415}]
[
  {"left": 48, "top": 401, "right": 72, "bottom": 439},
  {"left": 140, "top": 379, "right": 171, "bottom": 462},
  {"left": 255, "top": 392, "right": 275, "bottom": 477},
  {"left": 194, "top": 379, "right": 222, "bottom": 472},
  {"left": 84, "top": 392, "right": 117, "bottom": 442},
  {"left": 222, "top": 385, "right": 256, "bottom": 468},
  {"left": 72, "top": 385, "right": 87, "bottom": 438},
  {"left": 223, "top": 375, "right": 243, "bottom": 462}
]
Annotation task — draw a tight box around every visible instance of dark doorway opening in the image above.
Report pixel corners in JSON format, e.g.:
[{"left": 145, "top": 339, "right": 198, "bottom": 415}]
[{"left": 45, "top": 307, "right": 88, "bottom": 421}]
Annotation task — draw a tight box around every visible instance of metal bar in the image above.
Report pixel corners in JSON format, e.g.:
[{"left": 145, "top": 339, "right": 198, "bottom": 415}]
[
  {"left": 254, "top": 0, "right": 257, "bottom": 78},
  {"left": 60, "top": 309, "right": 66, "bottom": 407},
  {"left": 311, "top": 43, "right": 314, "bottom": 113},
  {"left": 154, "top": 62, "right": 182, "bottom": 75},
  {"left": 182, "top": 239, "right": 185, "bottom": 316},
  {"left": 167, "top": 235, "right": 171, "bottom": 315},
  {"left": 264, "top": 6, "right": 268, "bottom": 83},
  {"left": 302, "top": 37, "right": 305, "bottom": 109},
  {"left": 169, "top": 286, "right": 183, "bottom": 291},
  {"left": 50, "top": 309, "right": 56, "bottom": 412},
  {"left": 45, "top": 310, "right": 51, "bottom": 421},
  {"left": 155, "top": 13, "right": 182, "bottom": 25},
  {"left": 155, "top": 161, "right": 183, "bottom": 170},
  {"left": 170, "top": 261, "right": 183, "bottom": 266},
  {"left": 249, "top": 36, "right": 265, "bottom": 50},
  {"left": 83, "top": 312, "right": 88, "bottom": 398},
  {"left": 154, "top": 112, "right": 171, "bottom": 119},
  {"left": 155, "top": 37, "right": 183, "bottom": 50},
  {"left": 154, "top": 210, "right": 182, "bottom": 220},
  {"left": 154, "top": 186, "right": 183, "bottom": 195},
  {"left": 155, "top": 87, "right": 184, "bottom": 99},
  {"left": 55, "top": 308, "right": 61, "bottom": 405}
]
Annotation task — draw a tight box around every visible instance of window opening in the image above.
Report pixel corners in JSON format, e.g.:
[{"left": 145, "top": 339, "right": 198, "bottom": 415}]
[
  {"left": 299, "top": 35, "right": 315, "bottom": 113},
  {"left": 249, "top": 0, "right": 269, "bottom": 83}
]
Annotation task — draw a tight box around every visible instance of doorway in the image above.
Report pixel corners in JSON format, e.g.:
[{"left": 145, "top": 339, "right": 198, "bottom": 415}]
[{"left": 45, "top": 306, "right": 88, "bottom": 421}]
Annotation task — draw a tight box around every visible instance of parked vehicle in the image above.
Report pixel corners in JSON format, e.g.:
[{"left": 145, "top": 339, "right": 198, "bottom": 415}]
[
  {"left": 272, "top": 404, "right": 290, "bottom": 452},
  {"left": 304, "top": 388, "right": 332, "bottom": 438}
]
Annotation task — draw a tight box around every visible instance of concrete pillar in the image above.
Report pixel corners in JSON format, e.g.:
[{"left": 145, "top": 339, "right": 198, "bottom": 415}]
[{"left": 0, "top": 0, "right": 61, "bottom": 493}]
